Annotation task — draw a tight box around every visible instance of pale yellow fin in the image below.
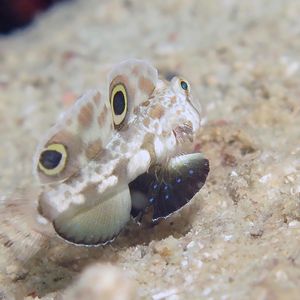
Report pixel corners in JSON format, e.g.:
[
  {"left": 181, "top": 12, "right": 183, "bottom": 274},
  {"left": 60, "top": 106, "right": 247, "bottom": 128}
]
[
  {"left": 53, "top": 187, "right": 131, "bottom": 246},
  {"left": 108, "top": 59, "right": 158, "bottom": 116}
]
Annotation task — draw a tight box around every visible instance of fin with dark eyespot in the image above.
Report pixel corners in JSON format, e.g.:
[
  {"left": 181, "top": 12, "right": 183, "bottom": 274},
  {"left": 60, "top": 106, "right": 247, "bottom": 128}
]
[
  {"left": 129, "top": 153, "right": 209, "bottom": 221},
  {"left": 53, "top": 186, "right": 131, "bottom": 246}
]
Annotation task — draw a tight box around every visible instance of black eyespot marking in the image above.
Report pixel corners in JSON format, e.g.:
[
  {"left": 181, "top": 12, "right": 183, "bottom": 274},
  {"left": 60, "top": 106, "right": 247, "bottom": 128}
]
[
  {"left": 180, "top": 80, "right": 188, "bottom": 91},
  {"left": 113, "top": 91, "right": 126, "bottom": 115},
  {"left": 38, "top": 143, "right": 67, "bottom": 176},
  {"left": 110, "top": 83, "right": 128, "bottom": 127},
  {"left": 40, "top": 150, "right": 62, "bottom": 170}
]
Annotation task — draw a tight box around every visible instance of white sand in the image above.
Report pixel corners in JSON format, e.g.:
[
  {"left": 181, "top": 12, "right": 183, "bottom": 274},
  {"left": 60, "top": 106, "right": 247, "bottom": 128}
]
[{"left": 0, "top": 1, "right": 300, "bottom": 299}]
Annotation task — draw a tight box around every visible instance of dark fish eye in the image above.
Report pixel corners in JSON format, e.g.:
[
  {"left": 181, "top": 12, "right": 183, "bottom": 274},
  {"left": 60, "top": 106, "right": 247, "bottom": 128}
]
[{"left": 180, "top": 80, "right": 188, "bottom": 91}]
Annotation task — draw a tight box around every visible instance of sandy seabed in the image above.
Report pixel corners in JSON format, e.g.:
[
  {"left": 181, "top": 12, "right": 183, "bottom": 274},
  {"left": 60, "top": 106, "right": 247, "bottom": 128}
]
[{"left": 0, "top": 0, "right": 300, "bottom": 299}]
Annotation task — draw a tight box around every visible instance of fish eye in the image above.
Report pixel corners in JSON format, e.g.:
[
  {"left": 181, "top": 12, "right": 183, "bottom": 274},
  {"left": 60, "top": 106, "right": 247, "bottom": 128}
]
[
  {"left": 110, "top": 83, "right": 128, "bottom": 127},
  {"left": 180, "top": 80, "right": 188, "bottom": 90},
  {"left": 38, "top": 143, "right": 67, "bottom": 176},
  {"left": 180, "top": 79, "right": 190, "bottom": 92}
]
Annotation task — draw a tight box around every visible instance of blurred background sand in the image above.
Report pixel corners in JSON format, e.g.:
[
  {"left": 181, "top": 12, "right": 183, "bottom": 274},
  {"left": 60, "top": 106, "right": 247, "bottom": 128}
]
[{"left": 0, "top": 1, "right": 300, "bottom": 299}]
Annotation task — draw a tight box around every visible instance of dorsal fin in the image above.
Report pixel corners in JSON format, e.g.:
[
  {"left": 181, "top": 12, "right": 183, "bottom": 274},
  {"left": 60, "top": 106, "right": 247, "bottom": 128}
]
[
  {"left": 108, "top": 59, "right": 158, "bottom": 128},
  {"left": 34, "top": 60, "right": 158, "bottom": 185},
  {"left": 33, "top": 89, "right": 113, "bottom": 184},
  {"left": 33, "top": 60, "right": 159, "bottom": 246}
]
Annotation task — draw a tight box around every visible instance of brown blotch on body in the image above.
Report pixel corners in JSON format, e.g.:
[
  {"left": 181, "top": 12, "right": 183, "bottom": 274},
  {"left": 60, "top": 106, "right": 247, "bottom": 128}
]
[
  {"left": 111, "top": 158, "right": 129, "bottom": 180},
  {"left": 98, "top": 107, "right": 108, "bottom": 127},
  {"left": 176, "top": 109, "right": 183, "bottom": 116},
  {"left": 149, "top": 104, "right": 165, "bottom": 119},
  {"left": 162, "top": 130, "right": 170, "bottom": 138},
  {"left": 139, "top": 76, "right": 155, "bottom": 95},
  {"left": 46, "top": 130, "right": 82, "bottom": 150},
  {"left": 80, "top": 184, "right": 99, "bottom": 199},
  {"left": 131, "top": 65, "right": 140, "bottom": 76},
  {"left": 93, "top": 92, "right": 101, "bottom": 105},
  {"left": 78, "top": 103, "right": 94, "bottom": 128},
  {"left": 133, "top": 106, "right": 140, "bottom": 115},
  {"left": 143, "top": 118, "right": 151, "bottom": 127},
  {"left": 63, "top": 170, "right": 85, "bottom": 188},
  {"left": 170, "top": 96, "right": 176, "bottom": 104},
  {"left": 141, "top": 100, "right": 150, "bottom": 107},
  {"left": 85, "top": 139, "right": 103, "bottom": 160}
]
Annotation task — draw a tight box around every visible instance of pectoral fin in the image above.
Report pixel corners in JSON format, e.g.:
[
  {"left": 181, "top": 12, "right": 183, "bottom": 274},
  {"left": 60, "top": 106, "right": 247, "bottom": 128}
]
[
  {"left": 53, "top": 187, "right": 131, "bottom": 246},
  {"left": 129, "top": 153, "right": 209, "bottom": 221}
]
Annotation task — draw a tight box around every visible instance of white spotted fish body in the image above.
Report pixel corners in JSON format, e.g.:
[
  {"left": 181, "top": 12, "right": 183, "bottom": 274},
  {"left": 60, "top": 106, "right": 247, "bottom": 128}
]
[{"left": 28, "top": 59, "right": 209, "bottom": 246}]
